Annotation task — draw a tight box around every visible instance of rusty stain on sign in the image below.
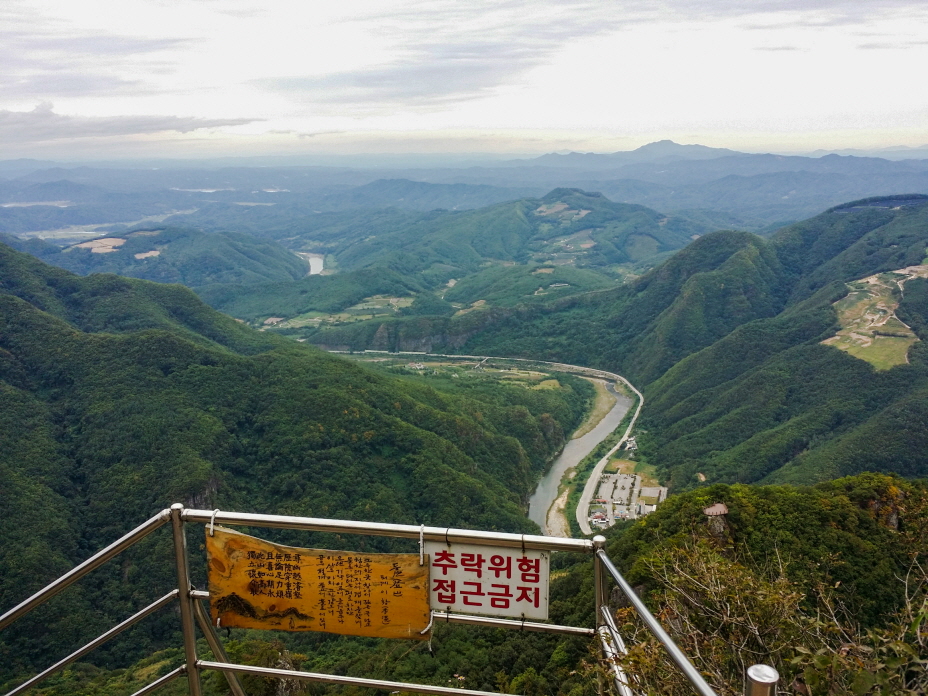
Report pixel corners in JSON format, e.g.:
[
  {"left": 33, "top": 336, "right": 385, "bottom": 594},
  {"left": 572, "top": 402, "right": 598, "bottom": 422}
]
[{"left": 206, "top": 527, "right": 430, "bottom": 639}]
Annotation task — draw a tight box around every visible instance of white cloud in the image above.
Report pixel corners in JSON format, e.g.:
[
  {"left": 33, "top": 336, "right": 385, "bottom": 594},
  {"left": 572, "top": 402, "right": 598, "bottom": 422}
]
[
  {"left": 1, "top": 0, "right": 928, "bottom": 154},
  {"left": 0, "top": 103, "right": 256, "bottom": 143}
]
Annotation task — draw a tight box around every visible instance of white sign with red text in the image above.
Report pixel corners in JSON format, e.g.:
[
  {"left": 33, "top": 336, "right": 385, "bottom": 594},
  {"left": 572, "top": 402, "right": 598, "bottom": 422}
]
[{"left": 424, "top": 542, "right": 549, "bottom": 620}]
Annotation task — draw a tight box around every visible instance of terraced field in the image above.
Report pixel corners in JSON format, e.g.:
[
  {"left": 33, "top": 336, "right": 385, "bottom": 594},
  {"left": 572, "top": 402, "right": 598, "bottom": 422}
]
[
  {"left": 822, "top": 265, "right": 928, "bottom": 370},
  {"left": 270, "top": 294, "right": 414, "bottom": 329}
]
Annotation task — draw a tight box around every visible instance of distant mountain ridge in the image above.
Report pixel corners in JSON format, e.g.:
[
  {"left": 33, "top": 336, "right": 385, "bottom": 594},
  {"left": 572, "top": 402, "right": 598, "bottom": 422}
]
[
  {"left": 1, "top": 141, "right": 927, "bottom": 235},
  {"left": 524, "top": 140, "right": 747, "bottom": 168}
]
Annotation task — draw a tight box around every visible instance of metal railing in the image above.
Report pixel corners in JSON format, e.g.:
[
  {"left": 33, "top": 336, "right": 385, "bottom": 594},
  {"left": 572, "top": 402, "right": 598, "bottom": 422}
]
[{"left": 0, "top": 505, "right": 777, "bottom": 696}]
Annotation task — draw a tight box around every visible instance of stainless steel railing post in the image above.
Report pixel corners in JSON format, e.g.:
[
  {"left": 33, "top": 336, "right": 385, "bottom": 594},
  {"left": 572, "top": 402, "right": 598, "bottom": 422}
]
[
  {"left": 170, "top": 503, "right": 202, "bottom": 696},
  {"left": 193, "top": 597, "right": 247, "bottom": 696},
  {"left": 596, "top": 549, "right": 717, "bottom": 696},
  {"left": 599, "top": 606, "right": 635, "bottom": 696},
  {"left": 593, "top": 535, "right": 607, "bottom": 628},
  {"left": 745, "top": 665, "right": 779, "bottom": 696},
  {"left": 592, "top": 536, "right": 607, "bottom": 696}
]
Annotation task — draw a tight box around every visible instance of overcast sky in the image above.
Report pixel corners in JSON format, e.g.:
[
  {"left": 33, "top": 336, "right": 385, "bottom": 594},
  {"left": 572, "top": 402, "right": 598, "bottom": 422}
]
[{"left": 2, "top": 0, "right": 927, "bottom": 159}]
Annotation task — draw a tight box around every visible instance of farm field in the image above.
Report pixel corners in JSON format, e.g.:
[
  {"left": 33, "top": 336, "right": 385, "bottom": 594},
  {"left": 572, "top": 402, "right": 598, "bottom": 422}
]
[
  {"left": 606, "top": 457, "right": 660, "bottom": 489},
  {"left": 268, "top": 294, "right": 414, "bottom": 329},
  {"left": 821, "top": 265, "right": 928, "bottom": 370}
]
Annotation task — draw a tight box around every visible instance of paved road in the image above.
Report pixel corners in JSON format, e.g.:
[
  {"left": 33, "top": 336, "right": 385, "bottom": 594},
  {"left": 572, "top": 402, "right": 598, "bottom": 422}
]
[
  {"left": 528, "top": 380, "right": 632, "bottom": 534},
  {"left": 333, "top": 350, "right": 644, "bottom": 537},
  {"left": 573, "top": 377, "right": 643, "bottom": 535}
]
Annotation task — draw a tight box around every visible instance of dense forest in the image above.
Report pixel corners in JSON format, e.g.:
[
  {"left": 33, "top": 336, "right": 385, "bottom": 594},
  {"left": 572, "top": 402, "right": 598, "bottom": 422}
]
[
  {"left": 303, "top": 196, "right": 928, "bottom": 488},
  {"left": 3, "top": 186, "right": 928, "bottom": 695},
  {"left": 7, "top": 474, "right": 926, "bottom": 695},
  {"left": 180, "top": 188, "right": 711, "bottom": 319},
  {"left": 0, "top": 243, "right": 591, "bottom": 688},
  {"left": 0, "top": 227, "right": 309, "bottom": 287}
]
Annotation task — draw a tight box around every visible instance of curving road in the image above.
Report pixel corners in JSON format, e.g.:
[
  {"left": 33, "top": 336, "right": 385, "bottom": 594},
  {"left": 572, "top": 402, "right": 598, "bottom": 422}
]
[
  {"left": 335, "top": 350, "right": 644, "bottom": 537},
  {"left": 572, "top": 377, "right": 643, "bottom": 535},
  {"left": 527, "top": 380, "right": 632, "bottom": 535}
]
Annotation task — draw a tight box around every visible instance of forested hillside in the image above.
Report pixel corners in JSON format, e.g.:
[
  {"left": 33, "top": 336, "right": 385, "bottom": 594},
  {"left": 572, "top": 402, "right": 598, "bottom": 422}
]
[
  {"left": 0, "top": 243, "right": 591, "bottom": 684},
  {"left": 178, "top": 188, "right": 708, "bottom": 286},
  {"left": 179, "top": 188, "right": 716, "bottom": 330},
  {"left": 0, "top": 226, "right": 308, "bottom": 287},
  {"left": 9, "top": 473, "right": 925, "bottom": 696},
  {"left": 303, "top": 196, "right": 928, "bottom": 488}
]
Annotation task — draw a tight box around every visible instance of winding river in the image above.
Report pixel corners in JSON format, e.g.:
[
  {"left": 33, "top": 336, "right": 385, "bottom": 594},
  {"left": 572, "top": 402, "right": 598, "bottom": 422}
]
[
  {"left": 528, "top": 383, "right": 633, "bottom": 534},
  {"left": 329, "top": 350, "right": 643, "bottom": 537}
]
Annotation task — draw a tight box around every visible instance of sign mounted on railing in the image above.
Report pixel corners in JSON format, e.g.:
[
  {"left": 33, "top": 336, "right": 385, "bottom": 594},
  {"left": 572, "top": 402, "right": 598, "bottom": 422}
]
[
  {"left": 206, "top": 527, "right": 431, "bottom": 640},
  {"left": 423, "top": 541, "right": 549, "bottom": 620}
]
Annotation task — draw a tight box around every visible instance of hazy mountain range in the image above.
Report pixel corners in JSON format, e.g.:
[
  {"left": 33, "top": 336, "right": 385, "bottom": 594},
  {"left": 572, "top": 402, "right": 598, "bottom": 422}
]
[{"left": 3, "top": 141, "right": 928, "bottom": 237}]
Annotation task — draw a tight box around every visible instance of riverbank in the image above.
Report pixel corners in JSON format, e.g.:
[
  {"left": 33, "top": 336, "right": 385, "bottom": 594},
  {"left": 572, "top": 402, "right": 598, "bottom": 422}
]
[
  {"left": 575, "top": 378, "right": 644, "bottom": 535},
  {"left": 527, "top": 381, "right": 633, "bottom": 533},
  {"left": 530, "top": 378, "right": 624, "bottom": 536},
  {"left": 563, "top": 400, "right": 639, "bottom": 536},
  {"left": 545, "top": 488, "right": 571, "bottom": 537},
  {"left": 327, "top": 350, "right": 644, "bottom": 536}
]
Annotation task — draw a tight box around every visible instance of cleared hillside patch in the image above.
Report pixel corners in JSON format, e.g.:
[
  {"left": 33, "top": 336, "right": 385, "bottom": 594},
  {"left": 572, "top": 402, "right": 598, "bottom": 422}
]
[{"left": 821, "top": 265, "right": 928, "bottom": 370}]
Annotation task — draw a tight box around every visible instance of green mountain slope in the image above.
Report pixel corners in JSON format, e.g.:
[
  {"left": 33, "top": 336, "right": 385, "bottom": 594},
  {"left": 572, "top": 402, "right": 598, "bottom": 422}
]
[
  {"left": 171, "top": 189, "right": 712, "bottom": 287},
  {"left": 444, "top": 263, "right": 614, "bottom": 307},
  {"left": 302, "top": 196, "right": 928, "bottom": 488},
  {"left": 195, "top": 267, "right": 423, "bottom": 321},
  {"left": 639, "top": 197, "right": 928, "bottom": 487},
  {"left": 0, "top": 226, "right": 308, "bottom": 287},
  {"left": 180, "top": 189, "right": 718, "bottom": 327},
  {"left": 14, "top": 473, "right": 927, "bottom": 696},
  {"left": 306, "top": 229, "right": 789, "bottom": 381},
  {"left": 0, "top": 242, "right": 590, "bottom": 682},
  {"left": 327, "top": 188, "right": 709, "bottom": 278}
]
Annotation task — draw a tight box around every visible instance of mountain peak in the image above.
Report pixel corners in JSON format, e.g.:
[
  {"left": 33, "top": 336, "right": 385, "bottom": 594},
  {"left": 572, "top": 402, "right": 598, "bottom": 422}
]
[{"left": 631, "top": 140, "right": 744, "bottom": 160}]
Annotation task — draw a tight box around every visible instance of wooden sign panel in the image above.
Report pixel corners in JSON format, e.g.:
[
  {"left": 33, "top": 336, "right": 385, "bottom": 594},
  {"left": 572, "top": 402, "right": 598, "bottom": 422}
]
[{"left": 206, "top": 527, "right": 430, "bottom": 640}]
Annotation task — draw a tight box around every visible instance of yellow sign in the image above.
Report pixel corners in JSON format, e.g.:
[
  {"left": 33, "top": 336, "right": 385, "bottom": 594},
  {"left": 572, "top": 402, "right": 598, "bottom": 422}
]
[{"left": 206, "top": 527, "right": 430, "bottom": 640}]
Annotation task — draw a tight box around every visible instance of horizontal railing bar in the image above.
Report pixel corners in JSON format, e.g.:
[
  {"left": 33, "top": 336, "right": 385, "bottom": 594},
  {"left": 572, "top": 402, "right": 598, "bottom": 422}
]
[
  {"left": 596, "top": 550, "right": 717, "bottom": 696},
  {"left": 190, "top": 589, "right": 210, "bottom": 599},
  {"left": 183, "top": 509, "right": 592, "bottom": 552},
  {"left": 0, "top": 509, "right": 172, "bottom": 632},
  {"left": 434, "top": 611, "right": 596, "bottom": 636},
  {"left": 3, "top": 590, "right": 179, "bottom": 696},
  {"left": 199, "top": 661, "right": 519, "bottom": 696},
  {"left": 128, "top": 666, "right": 186, "bottom": 696}
]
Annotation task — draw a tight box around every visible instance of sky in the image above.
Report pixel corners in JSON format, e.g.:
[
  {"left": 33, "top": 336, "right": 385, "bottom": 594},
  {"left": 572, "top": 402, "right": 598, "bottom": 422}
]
[{"left": 2, "top": 0, "right": 928, "bottom": 160}]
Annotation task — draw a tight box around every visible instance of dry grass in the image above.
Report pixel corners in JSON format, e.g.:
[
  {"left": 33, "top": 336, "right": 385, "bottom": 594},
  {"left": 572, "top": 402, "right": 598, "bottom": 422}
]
[
  {"left": 571, "top": 378, "right": 617, "bottom": 438},
  {"left": 821, "top": 267, "right": 927, "bottom": 370},
  {"left": 609, "top": 458, "right": 660, "bottom": 487}
]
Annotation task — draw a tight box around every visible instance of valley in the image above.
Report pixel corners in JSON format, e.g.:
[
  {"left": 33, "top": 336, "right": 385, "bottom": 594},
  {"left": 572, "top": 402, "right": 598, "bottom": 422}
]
[
  {"left": 6, "top": 0, "right": 928, "bottom": 684},
  {"left": 341, "top": 351, "right": 649, "bottom": 537},
  {"left": 3, "top": 150, "right": 928, "bottom": 696}
]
